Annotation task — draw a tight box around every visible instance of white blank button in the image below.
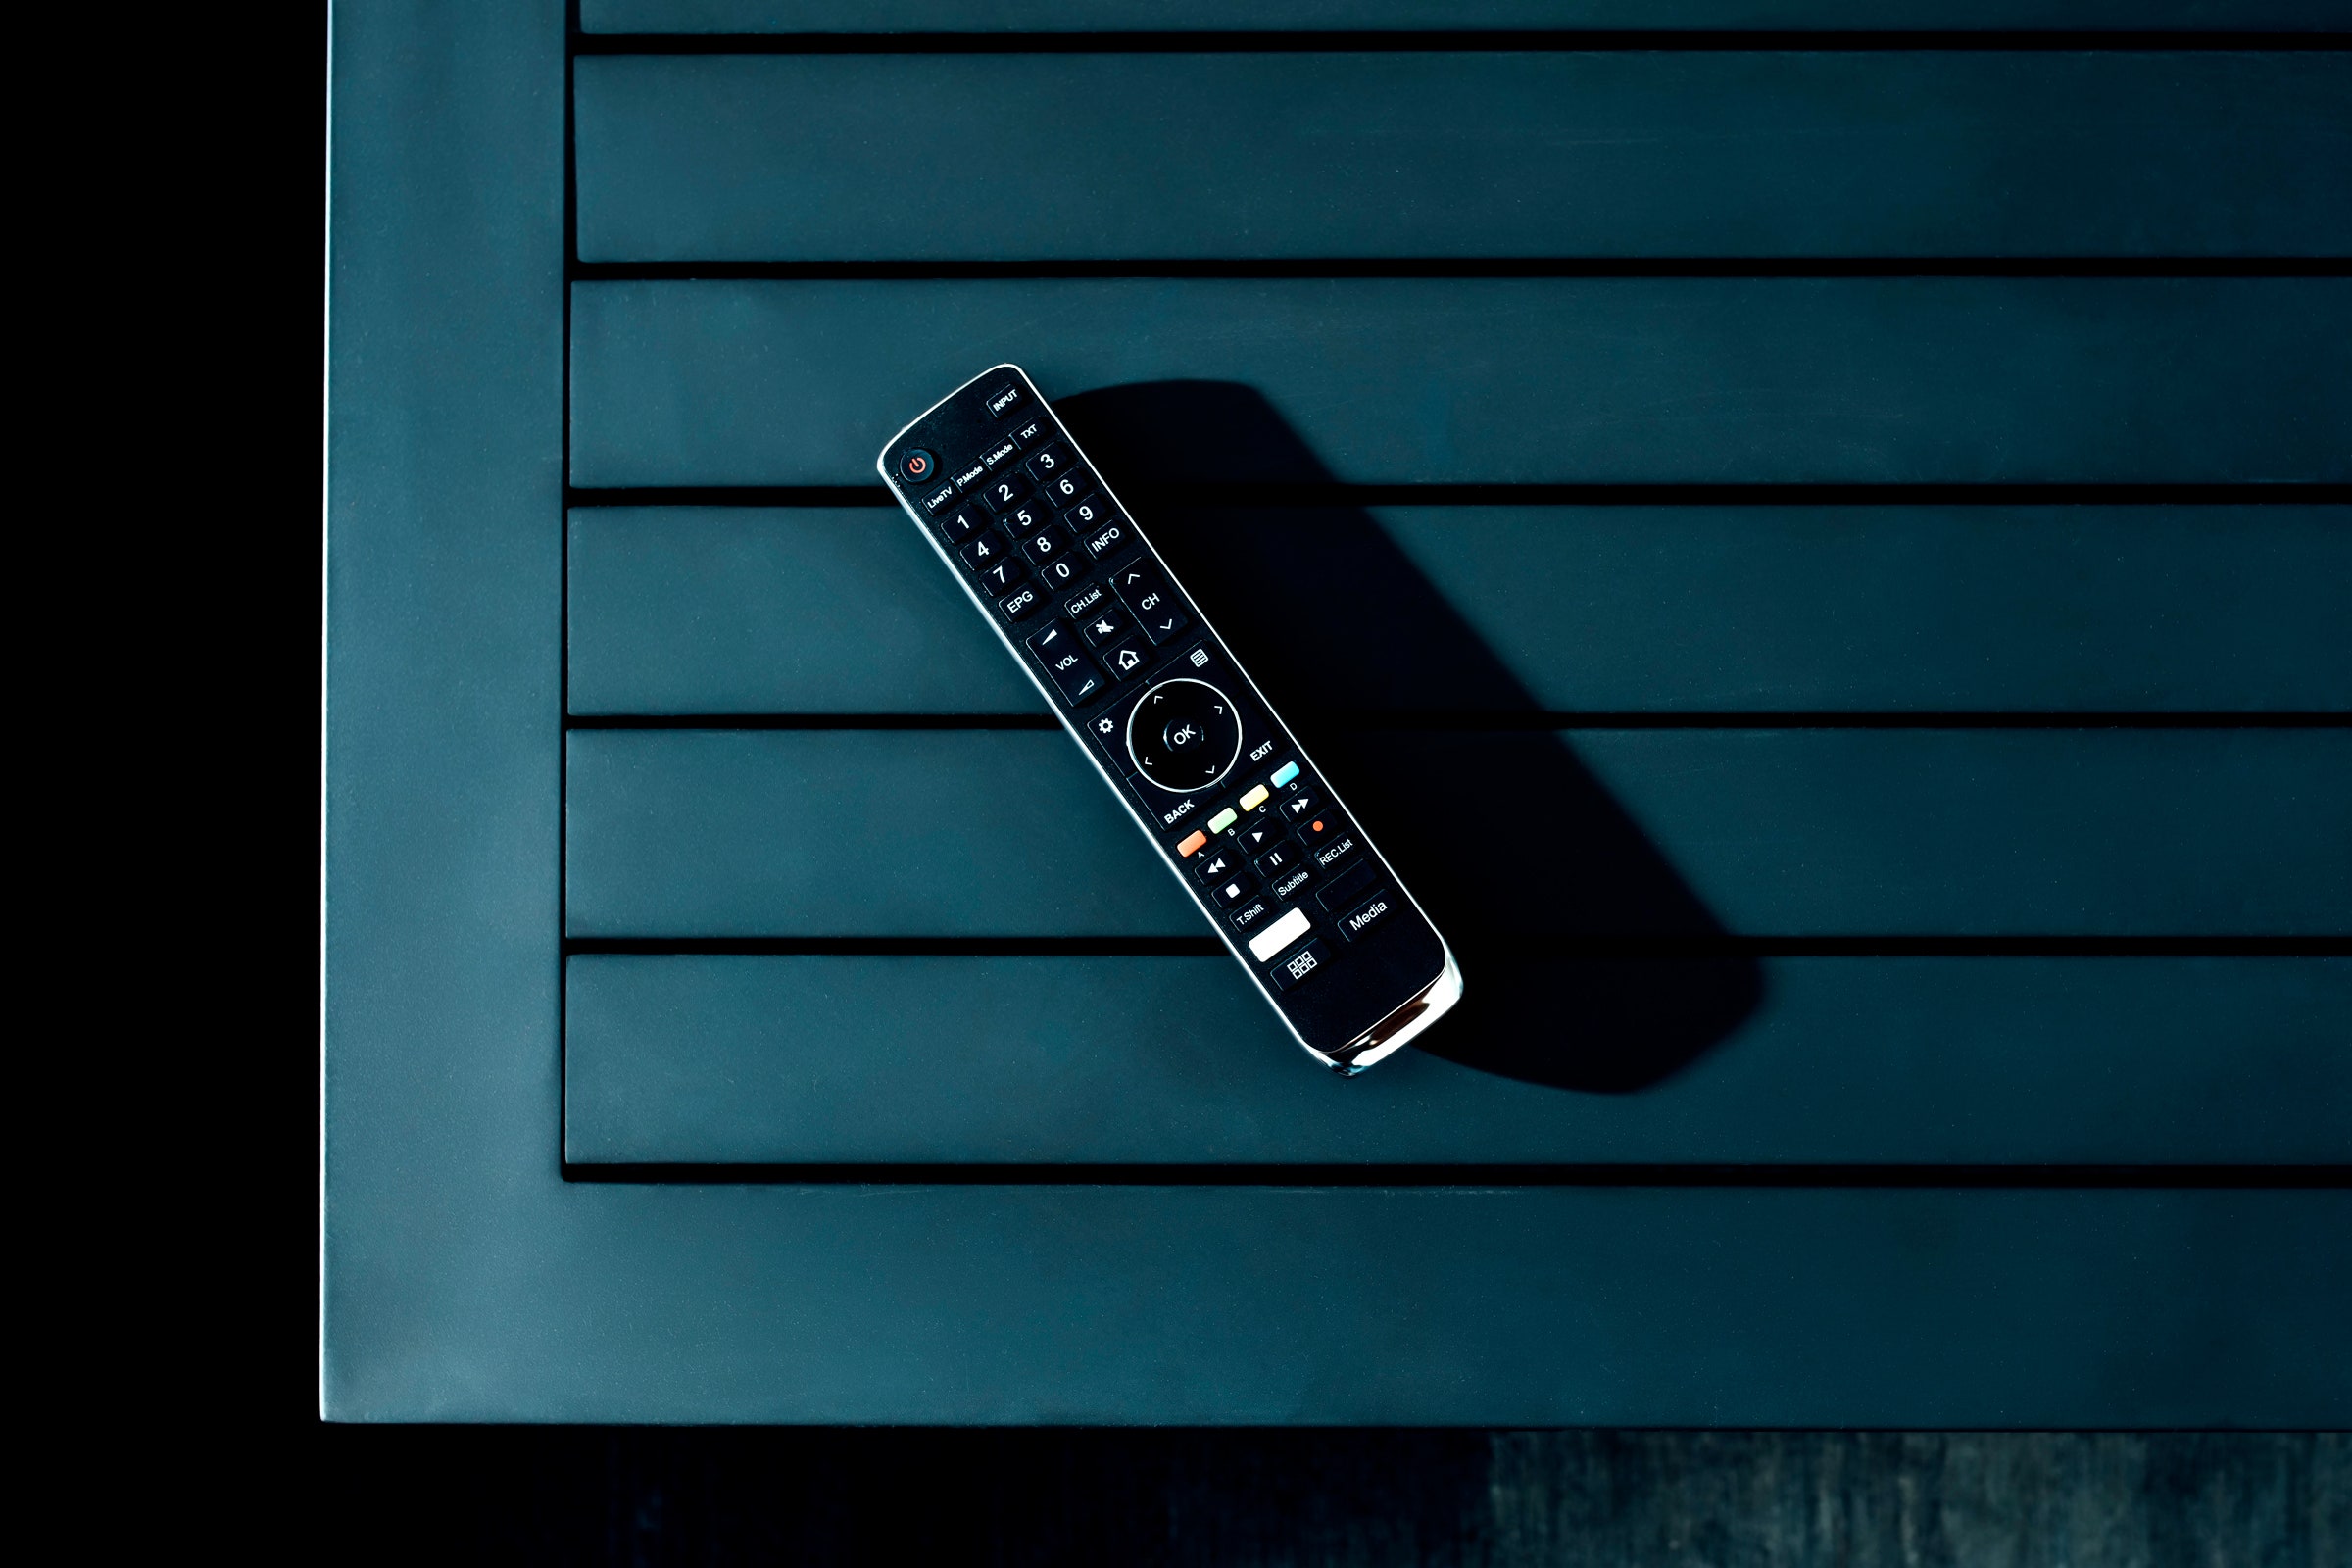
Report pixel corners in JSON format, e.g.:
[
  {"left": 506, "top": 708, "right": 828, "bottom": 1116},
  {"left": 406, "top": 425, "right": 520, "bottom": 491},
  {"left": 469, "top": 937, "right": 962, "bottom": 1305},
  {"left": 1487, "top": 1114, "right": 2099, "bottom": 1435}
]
[{"left": 1247, "top": 907, "right": 1312, "bottom": 962}]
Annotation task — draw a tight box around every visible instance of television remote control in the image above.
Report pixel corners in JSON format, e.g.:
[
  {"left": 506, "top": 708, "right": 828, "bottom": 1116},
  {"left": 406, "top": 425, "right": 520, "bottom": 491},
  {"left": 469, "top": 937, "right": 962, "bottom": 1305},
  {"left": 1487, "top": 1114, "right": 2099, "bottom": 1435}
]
[{"left": 879, "top": 366, "right": 1462, "bottom": 1073}]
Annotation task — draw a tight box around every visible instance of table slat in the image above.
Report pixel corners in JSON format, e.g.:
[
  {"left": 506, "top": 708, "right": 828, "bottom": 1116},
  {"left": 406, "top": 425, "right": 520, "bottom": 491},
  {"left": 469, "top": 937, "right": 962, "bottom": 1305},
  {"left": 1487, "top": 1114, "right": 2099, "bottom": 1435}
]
[
  {"left": 564, "top": 728, "right": 2352, "bottom": 937},
  {"left": 578, "top": 53, "right": 2350, "bottom": 262},
  {"left": 568, "top": 505, "right": 2352, "bottom": 715},
  {"left": 569, "top": 279, "right": 2352, "bottom": 487},
  {"left": 566, "top": 954, "right": 2352, "bottom": 1166}
]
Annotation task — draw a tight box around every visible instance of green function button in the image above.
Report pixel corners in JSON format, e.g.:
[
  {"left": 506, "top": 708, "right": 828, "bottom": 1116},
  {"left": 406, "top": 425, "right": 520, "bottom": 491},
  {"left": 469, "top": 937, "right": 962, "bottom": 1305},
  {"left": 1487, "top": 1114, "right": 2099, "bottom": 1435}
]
[{"left": 1207, "top": 808, "right": 1239, "bottom": 834}]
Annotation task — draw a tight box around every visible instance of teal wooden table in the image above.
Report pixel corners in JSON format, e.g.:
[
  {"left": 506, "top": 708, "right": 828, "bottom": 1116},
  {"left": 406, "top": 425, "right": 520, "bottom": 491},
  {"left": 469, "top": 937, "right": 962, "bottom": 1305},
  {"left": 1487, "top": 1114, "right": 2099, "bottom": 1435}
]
[{"left": 323, "top": 2, "right": 2350, "bottom": 1423}]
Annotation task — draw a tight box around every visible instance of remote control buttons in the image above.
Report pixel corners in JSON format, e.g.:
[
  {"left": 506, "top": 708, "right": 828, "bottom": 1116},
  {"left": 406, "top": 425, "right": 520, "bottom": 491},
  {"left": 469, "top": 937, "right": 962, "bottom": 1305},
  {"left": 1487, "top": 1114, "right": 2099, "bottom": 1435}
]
[
  {"left": 981, "top": 436, "right": 1022, "bottom": 472},
  {"left": 1298, "top": 811, "right": 1347, "bottom": 852},
  {"left": 977, "top": 472, "right": 1030, "bottom": 513},
  {"left": 1039, "top": 466, "right": 1093, "bottom": 508},
  {"left": 1102, "top": 637, "right": 1152, "bottom": 681},
  {"left": 983, "top": 381, "right": 1024, "bottom": 418},
  {"left": 1038, "top": 556, "right": 1086, "bottom": 590},
  {"left": 958, "top": 533, "right": 1009, "bottom": 572},
  {"left": 1077, "top": 516, "right": 1129, "bottom": 560},
  {"left": 899, "top": 449, "right": 937, "bottom": 484},
  {"left": 1127, "top": 677, "right": 1242, "bottom": 791},
  {"left": 1011, "top": 416, "right": 1049, "bottom": 448},
  {"left": 996, "top": 581, "right": 1045, "bottom": 623},
  {"left": 1025, "top": 620, "right": 1103, "bottom": 705},
  {"left": 1267, "top": 937, "right": 1330, "bottom": 991},
  {"left": 1022, "top": 527, "right": 1073, "bottom": 568},
  {"left": 1002, "top": 500, "right": 1049, "bottom": 538},
  {"left": 1025, "top": 442, "right": 1070, "bottom": 482},
  {"left": 938, "top": 504, "right": 989, "bottom": 546},
  {"left": 1331, "top": 886, "right": 1396, "bottom": 943},
  {"left": 918, "top": 480, "right": 958, "bottom": 515},
  {"left": 1062, "top": 581, "right": 1108, "bottom": 619},
  {"left": 1078, "top": 605, "right": 1130, "bottom": 647},
  {"left": 1209, "top": 872, "right": 1259, "bottom": 909},
  {"left": 1267, "top": 864, "right": 1315, "bottom": 903},
  {"left": 976, "top": 559, "right": 1024, "bottom": 596},
  {"left": 1246, "top": 907, "right": 1314, "bottom": 964},
  {"left": 1111, "top": 560, "right": 1189, "bottom": 643},
  {"left": 1058, "top": 494, "right": 1107, "bottom": 532}
]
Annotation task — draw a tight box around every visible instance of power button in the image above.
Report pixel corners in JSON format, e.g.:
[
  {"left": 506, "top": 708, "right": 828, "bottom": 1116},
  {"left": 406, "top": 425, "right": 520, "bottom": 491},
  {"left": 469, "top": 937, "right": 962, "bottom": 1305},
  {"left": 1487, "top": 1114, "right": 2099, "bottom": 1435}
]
[{"left": 899, "top": 449, "right": 937, "bottom": 485}]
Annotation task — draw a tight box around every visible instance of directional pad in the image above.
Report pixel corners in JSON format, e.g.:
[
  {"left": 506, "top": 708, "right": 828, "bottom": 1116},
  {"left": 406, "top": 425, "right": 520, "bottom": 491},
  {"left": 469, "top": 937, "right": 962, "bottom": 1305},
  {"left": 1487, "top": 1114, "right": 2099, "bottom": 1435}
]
[{"left": 1126, "top": 677, "right": 1243, "bottom": 792}]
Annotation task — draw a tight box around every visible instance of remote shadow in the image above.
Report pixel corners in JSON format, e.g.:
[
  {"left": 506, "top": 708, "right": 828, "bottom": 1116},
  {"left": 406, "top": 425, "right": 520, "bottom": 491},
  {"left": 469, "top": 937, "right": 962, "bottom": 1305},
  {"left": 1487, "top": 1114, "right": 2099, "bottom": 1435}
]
[{"left": 1057, "top": 382, "right": 1761, "bottom": 1093}]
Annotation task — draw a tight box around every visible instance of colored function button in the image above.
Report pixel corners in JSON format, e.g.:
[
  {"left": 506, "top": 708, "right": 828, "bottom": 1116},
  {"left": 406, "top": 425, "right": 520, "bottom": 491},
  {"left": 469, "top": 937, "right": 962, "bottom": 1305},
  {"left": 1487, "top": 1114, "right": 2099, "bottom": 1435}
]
[
  {"left": 1176, "top": 830, "right": 1208, "bottom": 858},
  {"left": 1206, "top": 808, "right": 1238, "bottom": 835},
  {"left": 1268, "top": 938, "right": 1330, "bottom": 992},
  {"left": 1238, "top": 784, "right": 1271, "bottom": 813},
  {"left": 984, "top": 381, "right": 1024, "bottom": 418},
  {"left": 1247, "top": 906, "right": 1313, "bottom": 963},
  {"left": 1269, "top": 761, "right": 1300, "bottom": 788}
]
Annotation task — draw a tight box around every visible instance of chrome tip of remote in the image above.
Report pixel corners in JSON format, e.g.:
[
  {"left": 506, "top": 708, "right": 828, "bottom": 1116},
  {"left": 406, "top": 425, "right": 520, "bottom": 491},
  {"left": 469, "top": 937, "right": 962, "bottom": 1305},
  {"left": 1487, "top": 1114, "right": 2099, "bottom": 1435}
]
[{"left": 1313, "top": 946, "right": 1464, "bottom": 1076}]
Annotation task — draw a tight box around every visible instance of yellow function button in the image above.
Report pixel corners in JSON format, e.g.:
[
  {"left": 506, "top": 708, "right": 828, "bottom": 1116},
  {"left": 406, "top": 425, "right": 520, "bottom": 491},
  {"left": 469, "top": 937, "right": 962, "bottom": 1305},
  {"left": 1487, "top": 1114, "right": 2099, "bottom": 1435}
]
[{"left": 1239, "top": 784, "right": 1271, "bottom": 812}]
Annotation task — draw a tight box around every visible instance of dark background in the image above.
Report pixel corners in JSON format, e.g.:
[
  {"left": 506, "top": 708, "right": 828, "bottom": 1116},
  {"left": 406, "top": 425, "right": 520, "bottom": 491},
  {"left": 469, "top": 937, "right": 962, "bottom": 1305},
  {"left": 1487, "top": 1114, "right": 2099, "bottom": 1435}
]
[{"left": 276, "top": 10, "right": 2342, "bottom": 1561}]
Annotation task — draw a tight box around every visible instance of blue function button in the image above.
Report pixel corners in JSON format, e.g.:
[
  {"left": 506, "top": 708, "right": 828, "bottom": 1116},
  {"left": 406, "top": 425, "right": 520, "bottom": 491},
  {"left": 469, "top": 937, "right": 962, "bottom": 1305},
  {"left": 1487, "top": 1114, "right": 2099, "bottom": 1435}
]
[{"left": 1269, "top": 761, "right": 1300, "bottom": 788}]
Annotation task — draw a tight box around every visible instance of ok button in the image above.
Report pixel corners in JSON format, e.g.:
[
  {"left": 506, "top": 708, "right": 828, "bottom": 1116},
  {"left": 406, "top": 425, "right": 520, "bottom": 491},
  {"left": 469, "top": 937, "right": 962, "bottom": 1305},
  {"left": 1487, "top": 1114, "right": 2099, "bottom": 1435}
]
[{"left": 1127, "top": 676, "right": 1243, "bottom": 792}]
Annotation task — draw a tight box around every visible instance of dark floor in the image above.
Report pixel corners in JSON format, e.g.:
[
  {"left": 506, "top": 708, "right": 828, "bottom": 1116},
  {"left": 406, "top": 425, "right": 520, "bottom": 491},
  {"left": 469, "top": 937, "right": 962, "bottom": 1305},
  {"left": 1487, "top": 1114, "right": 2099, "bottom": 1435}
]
[{"left": 314, "top": 1427, "right": 2345, "bottom": 1566}]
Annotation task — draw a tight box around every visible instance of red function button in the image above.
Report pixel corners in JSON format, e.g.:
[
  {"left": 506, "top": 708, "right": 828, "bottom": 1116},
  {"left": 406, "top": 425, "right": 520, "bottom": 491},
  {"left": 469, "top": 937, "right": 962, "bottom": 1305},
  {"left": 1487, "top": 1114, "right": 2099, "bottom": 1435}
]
[{"left": 1176, "top": 830, "right": 1208, "bottom": 858}]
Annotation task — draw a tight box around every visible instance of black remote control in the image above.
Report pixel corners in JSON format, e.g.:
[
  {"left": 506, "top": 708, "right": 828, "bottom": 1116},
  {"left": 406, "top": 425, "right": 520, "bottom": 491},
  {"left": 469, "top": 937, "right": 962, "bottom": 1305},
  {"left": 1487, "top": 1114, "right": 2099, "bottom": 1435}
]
[{"left": 879, "top": 366, "right": 1462, "bottom": 1073}]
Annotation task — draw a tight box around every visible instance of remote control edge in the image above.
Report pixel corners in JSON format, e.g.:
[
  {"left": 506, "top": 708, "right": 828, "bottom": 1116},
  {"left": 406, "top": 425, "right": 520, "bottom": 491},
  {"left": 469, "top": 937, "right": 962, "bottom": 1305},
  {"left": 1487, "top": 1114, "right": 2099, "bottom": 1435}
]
[{"left": 876, "top": 364, "right": 1463, "bottom": 1075}]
